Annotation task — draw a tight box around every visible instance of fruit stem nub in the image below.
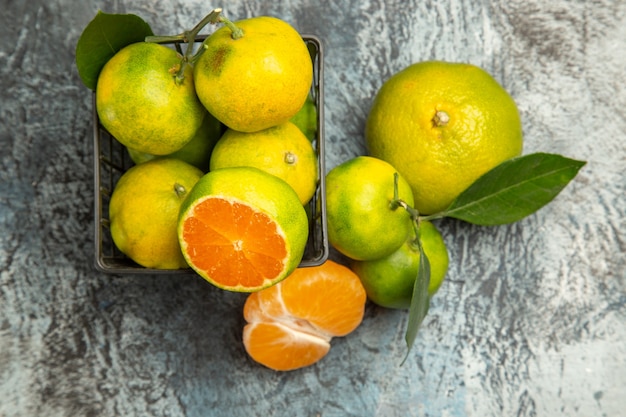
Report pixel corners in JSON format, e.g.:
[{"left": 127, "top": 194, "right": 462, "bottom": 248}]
[
  {"left": 432, "top": 110, "right": 450, "bottom": 127},
  {"left": 284, "top": 152, "right": 297, "bottom": 165},
  {"left": 174, "top": 183, "right": 187, "bottom": 198}
]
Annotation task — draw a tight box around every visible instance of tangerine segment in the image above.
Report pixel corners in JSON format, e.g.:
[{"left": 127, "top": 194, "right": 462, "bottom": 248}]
[
  {"left": 243, "top": 322, "right": 331, "bottom": 372},
  {"left": 180, "top": 197, "right": 287, "bottom": 290},
  {"left": 280, "top": 261, "right": 367, "bottom": 337},
  {"left": 242, "top": 260, "right": 367, "bottom": 371},
  {"left": 243, "top": 283, "right": 287, "bottom": 324}
]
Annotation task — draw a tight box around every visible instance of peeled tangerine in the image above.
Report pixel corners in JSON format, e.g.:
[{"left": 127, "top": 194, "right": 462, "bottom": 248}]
[{"left": 242, "top": 260, "right": 367, "bottom": 371}]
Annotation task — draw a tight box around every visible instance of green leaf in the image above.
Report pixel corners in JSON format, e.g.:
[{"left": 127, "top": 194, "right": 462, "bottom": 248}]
[
  {"left": 75, "top": 11, "right": 153, "bottom": 90},
  {"left": 402, "top": 236, "right": 430, "bottom": 364},
  {"left": 440, "top": 153, "right": 586, "bottom": 225}
]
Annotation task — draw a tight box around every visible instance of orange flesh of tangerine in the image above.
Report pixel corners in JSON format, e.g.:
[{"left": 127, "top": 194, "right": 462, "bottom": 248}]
[
  {"left": 242, "top": 260, "right": 367, "bottom": 371},
  {"left": 180, "top": 197, "right": 287, "bottom": 289},
  {"left": 243, "top": 322, "right": 331, "bottom": 372},
  {"left": 280, "top": 261, "right": 367, "bottom": 337}
]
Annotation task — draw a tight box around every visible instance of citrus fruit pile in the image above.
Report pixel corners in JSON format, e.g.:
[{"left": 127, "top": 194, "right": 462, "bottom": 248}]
[
  {"left": 80, "top": 9, "right": 367, "bottom": 371},
  {"left": 78, "top": 8, "right": 584, "bottom": 371},
  {"left": 94, "top": 10, "right": 319, "bottom": 280},
  {"left": 321, "top": 61, "right": 525, "bottom": 314},
  {"left": 324, "top": 155, "right": 450, "bottom": 309}
]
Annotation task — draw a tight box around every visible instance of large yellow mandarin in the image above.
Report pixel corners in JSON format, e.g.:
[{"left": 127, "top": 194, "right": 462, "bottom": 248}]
[{"left": 366, "top": 61, "right": 523, "bottom": 214}]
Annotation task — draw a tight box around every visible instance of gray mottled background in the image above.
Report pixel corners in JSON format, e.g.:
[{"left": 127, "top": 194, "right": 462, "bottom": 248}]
[{"left": 1, "top": 1, "right": 625, "bottom": 416}]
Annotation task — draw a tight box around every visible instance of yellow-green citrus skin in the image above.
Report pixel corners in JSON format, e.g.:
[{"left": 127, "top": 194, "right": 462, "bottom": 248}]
[
  {"left": 127, "top": 111, "right": 222, "bottom": 172},
  {"left": 209, "top": 122, "right": 318, "bottom": 205},
  {"left": 290, "top": 94, "right": 317, "bottom": 142},
  {"left": 109, "top": 158, "right": 204, "bottom": 269},
  {"left": 366, "top": 61, "right": 523, "bottom": 214},
  {"left": 350, "top": 221, "right": 449, "bottom": 309},
  {"left": 96, "top": 42, "right": 206, "bottom": 155},
  {"left": 177, "top": 167, "right": 309, "bottom": 291},
  {"left": 325, "top": 156, "right": 415, "bottom": 261},
  {"left": 193, "top": 16, "right": 313, "bottom": 132}
]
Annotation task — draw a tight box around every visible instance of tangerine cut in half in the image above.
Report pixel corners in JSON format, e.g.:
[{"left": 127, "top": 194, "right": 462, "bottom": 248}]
[
  {"left": 243, "top": 260, "right": 367, "bottom": 371},
  {"left": 178, "top": 167, "right": 309, "bottom": 292}
]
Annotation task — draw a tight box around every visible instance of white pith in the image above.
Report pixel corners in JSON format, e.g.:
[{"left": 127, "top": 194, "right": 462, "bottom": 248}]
[{"left": 255, "top": 284, "right": 333, "bottom": 343}]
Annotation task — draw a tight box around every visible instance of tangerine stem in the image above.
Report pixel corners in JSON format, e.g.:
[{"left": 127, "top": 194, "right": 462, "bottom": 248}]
[
  {"left": 176, "top": 8, "right": 224, "bottom": 81},
  {"left": 389, "top": 172, "right": 402, "bottom": 211},
  {"left": 390, "top": 172, "right": 423, "bottom": 248},
  {"left": 145, "top": 34, "right": 186, "bottom": 43},
  {"left": 389, "top": 173, "right": 419, "bottom": 218},
  {"left": 390, "top": 173, "right": 447, "bottom": 223},
  {"left": 407, "top": 218, "right": 422, "bottom": 252},
  {"left": 420, "top": 212, "right": 445, "bottom": 222},
  {"left": 188, "top": 10, "right": 244, "bottom": 63},
  {"left": 218, "top": 15, "right": 244, "bottom": 39},
  {"left": 146, "top": 8, "right": 224, "bottom": 84}
]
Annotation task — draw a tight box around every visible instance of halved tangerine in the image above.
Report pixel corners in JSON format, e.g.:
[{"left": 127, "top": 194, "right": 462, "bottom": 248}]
[
  {"left": 178, "top": 167, "right": 309, "bottom": 292},
  {"left": 242, "top": 260, "right": 367, "bottom": 371}
]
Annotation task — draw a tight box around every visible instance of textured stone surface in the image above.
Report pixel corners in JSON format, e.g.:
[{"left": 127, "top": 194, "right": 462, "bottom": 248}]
[{"left": 1, "top": 1, "right": 625, "bottom": 416}]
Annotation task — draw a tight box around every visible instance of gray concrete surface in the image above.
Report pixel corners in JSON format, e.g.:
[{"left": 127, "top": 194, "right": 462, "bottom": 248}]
[{"left": 1, "top": 1, "right": 625, "bottom": 416}]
